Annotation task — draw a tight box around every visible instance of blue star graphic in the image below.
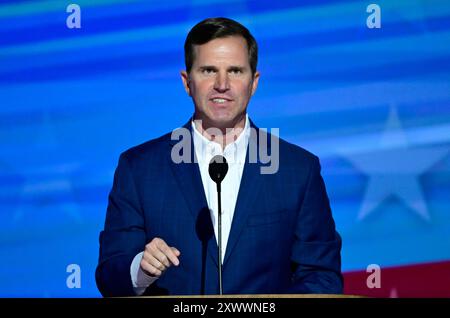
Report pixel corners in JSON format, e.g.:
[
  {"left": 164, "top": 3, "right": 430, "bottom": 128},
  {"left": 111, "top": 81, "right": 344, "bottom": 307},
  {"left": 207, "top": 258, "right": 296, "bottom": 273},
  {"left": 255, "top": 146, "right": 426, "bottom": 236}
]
[{"left": 344, "top": 107, "right": 448, "bottom": 221}]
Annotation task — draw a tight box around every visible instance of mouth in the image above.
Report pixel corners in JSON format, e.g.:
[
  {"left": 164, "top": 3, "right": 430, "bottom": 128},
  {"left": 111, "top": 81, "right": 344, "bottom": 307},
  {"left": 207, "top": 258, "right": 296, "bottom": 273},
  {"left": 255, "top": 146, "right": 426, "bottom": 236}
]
[{"left": 210, "top": 97, "right": 233, "bottom": 105}]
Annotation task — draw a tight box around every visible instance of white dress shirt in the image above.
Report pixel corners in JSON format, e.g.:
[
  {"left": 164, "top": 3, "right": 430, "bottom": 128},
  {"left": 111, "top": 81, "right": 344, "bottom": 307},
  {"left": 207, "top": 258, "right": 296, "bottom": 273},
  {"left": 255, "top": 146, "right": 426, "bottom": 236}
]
[{"left": 130, "top": 115, "right": 250, "bottom": 295}]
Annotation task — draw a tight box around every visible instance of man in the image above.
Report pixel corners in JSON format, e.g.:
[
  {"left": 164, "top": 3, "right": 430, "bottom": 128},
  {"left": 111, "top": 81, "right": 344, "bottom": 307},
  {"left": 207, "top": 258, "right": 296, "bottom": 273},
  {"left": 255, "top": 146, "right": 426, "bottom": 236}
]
[{"left": 96, "top": 17, "right": 343, "bottom": 296}]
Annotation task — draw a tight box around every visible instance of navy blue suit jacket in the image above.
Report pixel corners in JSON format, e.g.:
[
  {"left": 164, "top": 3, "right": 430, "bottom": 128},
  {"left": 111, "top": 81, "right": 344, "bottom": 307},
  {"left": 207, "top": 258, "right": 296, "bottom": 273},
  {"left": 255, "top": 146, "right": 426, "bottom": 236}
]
[{"left": 96, "top": 121, "right": 342, "bottom": 296}]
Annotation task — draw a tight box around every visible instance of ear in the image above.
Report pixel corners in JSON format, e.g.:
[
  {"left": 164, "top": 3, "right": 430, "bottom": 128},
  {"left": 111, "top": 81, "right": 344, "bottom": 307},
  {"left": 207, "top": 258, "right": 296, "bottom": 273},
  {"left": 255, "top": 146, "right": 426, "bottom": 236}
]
[
  {"left": 251, "top": 71, "right": 260, "bottom": 96},
  {"left": 180, "top": 71, "right": 191, "bottom": 96}
]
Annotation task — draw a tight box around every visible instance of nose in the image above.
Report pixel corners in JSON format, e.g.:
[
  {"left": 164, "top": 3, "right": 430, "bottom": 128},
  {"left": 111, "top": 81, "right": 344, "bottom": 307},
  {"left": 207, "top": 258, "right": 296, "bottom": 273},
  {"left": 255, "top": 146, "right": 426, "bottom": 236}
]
[{"left": 213, "top": 71, "right": 230, "bottom": 92}]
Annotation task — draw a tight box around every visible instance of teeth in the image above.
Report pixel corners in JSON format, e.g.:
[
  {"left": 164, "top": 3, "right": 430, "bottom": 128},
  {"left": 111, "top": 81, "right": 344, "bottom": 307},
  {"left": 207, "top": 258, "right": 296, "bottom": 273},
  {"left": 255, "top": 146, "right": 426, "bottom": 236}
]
[{"left": 212, "top": 98, "right": 226, "bottom": 103}]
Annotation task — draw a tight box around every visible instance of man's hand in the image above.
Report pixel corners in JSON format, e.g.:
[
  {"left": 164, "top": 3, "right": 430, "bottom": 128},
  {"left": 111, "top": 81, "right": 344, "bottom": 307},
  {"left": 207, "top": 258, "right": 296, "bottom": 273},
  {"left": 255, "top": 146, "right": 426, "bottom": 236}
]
[{"left": 140, "top": 237, "right": 180, "bottom": 277}]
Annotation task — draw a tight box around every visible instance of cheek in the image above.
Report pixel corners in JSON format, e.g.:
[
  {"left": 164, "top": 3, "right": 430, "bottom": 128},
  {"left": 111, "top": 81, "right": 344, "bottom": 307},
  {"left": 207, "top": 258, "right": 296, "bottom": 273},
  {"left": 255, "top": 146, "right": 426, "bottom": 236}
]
[
  {"left": 237, "top": 83, "right": 254, "bottom": 100},
  {"left": 236, "top": 79, "right": 253, "bottom": 92},
  {"left": 193, "top": 82, "right": 212, "bottom": 98}
]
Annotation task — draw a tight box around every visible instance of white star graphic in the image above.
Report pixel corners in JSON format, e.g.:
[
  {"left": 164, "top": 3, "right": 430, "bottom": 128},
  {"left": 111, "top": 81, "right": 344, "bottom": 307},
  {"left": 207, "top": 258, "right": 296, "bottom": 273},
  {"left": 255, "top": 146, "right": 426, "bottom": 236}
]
[{"left": 344, "top": 107, "right": 448, "bottom": 221}]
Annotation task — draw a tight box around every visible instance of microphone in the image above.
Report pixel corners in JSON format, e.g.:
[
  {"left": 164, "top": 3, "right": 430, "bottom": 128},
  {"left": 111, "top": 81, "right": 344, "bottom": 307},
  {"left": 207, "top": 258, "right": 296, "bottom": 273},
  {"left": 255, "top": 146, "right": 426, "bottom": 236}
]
[{"left": 208, "top": 155, "right": 228, "bottom": 295}]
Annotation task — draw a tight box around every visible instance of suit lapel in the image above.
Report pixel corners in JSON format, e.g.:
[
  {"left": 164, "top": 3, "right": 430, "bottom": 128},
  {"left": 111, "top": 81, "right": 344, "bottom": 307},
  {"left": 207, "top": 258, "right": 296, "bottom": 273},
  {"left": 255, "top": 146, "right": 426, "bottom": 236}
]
[
  {"left": 168, "top": 122, "right": 219, "bottom": 267},
  {"left": 223, "top": 124, "right": 267, "bottom": 266},
  {"left": 168, "top": 120, "right": 271, "bottom": 268}
]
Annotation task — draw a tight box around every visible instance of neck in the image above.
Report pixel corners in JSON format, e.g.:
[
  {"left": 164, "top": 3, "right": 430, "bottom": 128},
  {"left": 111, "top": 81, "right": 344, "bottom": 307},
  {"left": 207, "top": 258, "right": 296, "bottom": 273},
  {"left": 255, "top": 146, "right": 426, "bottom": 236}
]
[{"left": 193, "top": 114, "right": 246, "bottom": 150}]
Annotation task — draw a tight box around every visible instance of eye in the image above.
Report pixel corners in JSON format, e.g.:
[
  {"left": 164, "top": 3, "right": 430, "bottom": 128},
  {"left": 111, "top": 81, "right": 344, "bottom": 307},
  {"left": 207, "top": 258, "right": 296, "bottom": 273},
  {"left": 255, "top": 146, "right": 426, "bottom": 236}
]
[
  {"left": 229, "top": 68, "right": 242, "bottom": 74},
  {"left": 202, "top": 68, "right": 216, "bottom": 75}
]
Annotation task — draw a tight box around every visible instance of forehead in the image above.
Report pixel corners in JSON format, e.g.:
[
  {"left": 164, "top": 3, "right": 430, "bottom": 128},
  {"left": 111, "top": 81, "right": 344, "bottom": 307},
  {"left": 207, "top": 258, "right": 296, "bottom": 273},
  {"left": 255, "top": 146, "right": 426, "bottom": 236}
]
[{"left": 192, "top": 36, "right": 250, "bottom": 66}]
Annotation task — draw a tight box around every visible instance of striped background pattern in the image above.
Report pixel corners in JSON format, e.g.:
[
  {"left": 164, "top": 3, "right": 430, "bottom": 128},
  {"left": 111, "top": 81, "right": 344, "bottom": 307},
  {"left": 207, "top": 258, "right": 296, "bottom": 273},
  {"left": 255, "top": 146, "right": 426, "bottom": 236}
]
[{"left": 0, "top": 0, "right": 449, "bottom": 297}]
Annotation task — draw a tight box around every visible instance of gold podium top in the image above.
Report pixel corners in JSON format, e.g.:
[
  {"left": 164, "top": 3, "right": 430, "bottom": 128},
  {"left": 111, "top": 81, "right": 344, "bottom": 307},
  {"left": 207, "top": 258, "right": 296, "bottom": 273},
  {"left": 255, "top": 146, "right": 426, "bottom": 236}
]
[{"left": 142, "top": 294, "right": 364, "bottom": 298}]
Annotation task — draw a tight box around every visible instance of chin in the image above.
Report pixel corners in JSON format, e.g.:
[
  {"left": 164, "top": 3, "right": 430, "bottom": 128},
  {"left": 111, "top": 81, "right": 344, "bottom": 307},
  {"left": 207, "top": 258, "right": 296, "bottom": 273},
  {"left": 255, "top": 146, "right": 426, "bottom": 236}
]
[
  {"left": 210, "top": 118, "right": 232, "bottom": 128},
  {"left": 196, "top": 108, "right": 243, "bottom": 129},
  {"left": 203, "top": 111, "right": 232, "bottom": 124}
]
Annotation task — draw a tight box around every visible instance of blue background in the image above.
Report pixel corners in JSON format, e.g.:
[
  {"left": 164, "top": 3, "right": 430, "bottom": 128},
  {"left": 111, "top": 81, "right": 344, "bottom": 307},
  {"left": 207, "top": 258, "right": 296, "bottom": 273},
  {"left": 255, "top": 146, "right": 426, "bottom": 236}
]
[{"left": 0, "top": 0, "right": 449, "bottom": 297}]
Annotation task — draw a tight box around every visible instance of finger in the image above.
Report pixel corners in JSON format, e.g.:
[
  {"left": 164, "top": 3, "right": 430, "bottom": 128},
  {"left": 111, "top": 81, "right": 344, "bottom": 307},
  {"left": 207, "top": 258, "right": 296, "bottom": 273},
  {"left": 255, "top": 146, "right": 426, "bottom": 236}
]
[
  {"left": 144, "top": 252, "right": 167, "bottom": 271},
  {"left": 171, "top": 247, "right": 181, "bottom": 257},
  {"left": 155, "top": 240, "right": 180, "bottom": 266},
  {"left": 159, "top": 245, "right": 180, "bottom": 266},
  {"left": 140, "top": 258, "right": 162, "bottom": 277},
  {"left": 147, "top": 240, "right": 170, "bottom": 268},
  {"left": 153, "top": 248, "right": 171, "bottom": 268}
]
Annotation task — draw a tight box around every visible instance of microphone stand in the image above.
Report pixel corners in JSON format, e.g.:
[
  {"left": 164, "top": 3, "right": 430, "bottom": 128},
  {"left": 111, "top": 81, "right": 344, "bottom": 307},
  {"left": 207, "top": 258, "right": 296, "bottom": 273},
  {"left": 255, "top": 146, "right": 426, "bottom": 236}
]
[
  {"left": 208, "top": 155, "right": 228, "bottom": 295},
  {"left": 216, "top": 181, "right": 223, "bottom": 295}
]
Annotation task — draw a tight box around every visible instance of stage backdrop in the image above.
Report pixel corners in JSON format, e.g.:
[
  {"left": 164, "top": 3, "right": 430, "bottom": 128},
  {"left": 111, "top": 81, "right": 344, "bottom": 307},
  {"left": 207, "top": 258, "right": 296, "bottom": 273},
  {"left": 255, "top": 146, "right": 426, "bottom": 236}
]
[{"left": 1, "top": 0, "right": 449, "bottom": 297}]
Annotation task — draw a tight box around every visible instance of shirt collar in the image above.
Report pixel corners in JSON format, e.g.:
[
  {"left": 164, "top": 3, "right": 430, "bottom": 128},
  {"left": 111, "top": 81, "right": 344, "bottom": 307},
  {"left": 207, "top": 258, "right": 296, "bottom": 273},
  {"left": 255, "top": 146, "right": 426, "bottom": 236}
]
[{"left": 191, "top": 114, "right": 250, "bottom": 164}]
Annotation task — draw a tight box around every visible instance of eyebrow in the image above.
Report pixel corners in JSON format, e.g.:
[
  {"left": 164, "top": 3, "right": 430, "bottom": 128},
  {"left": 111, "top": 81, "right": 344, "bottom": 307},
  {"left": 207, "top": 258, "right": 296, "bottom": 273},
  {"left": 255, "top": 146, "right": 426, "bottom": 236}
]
[
  {"left": 198, "top": 65, "right": 247, "bottom": 71},
  {"left": 198, "top": 65, "right": 218, "bottom": 71},
  {"left": 228, "top": 66, "right": 246, "bottom": 72}
]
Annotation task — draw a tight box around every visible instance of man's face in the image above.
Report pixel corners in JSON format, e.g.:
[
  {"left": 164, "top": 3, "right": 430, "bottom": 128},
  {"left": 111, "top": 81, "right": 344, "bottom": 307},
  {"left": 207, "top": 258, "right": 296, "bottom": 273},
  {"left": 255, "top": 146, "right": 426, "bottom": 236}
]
[{"left": 181, "top": 36, "right": 259, "bottom": 130}]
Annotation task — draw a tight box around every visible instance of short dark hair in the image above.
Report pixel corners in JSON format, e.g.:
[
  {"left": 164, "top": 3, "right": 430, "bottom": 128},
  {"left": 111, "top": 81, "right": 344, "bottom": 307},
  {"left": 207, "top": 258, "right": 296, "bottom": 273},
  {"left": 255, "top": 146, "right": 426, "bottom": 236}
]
[{"left": 184, "top": 17, "right": 258, "bottom": 75}]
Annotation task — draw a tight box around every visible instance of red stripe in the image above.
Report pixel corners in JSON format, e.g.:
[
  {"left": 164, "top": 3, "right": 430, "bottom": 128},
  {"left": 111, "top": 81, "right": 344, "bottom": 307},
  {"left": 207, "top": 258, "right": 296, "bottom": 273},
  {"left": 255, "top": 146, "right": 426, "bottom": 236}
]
[{"left": 343, "top": 260, "right": 450, "bottom": 298}]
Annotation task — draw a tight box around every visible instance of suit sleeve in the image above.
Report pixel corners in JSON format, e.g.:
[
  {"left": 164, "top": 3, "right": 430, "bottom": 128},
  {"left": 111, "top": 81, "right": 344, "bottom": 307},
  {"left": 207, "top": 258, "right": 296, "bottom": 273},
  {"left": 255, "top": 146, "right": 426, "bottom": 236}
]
[
  {"left": 95, "top": 153, "right": 147, "bottom": 297},
  {"left": 288, "top": 156, "right": 343, "bottom": 294}
]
